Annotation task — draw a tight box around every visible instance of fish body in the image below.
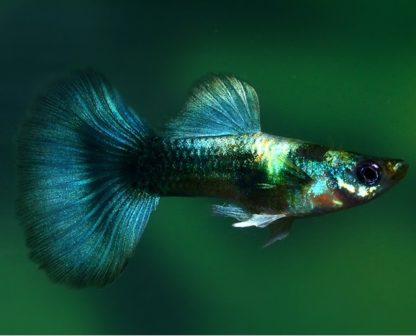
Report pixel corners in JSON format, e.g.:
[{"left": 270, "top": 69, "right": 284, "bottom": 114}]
[
  {"left": 142, "top": 134, "right": 292, "bottom": 200},
  {"left": 17, "top": 71, "right": 407, "bottom": 287},
  {"left": 140, "top": 134, "right": 404, "bottom": 217}
]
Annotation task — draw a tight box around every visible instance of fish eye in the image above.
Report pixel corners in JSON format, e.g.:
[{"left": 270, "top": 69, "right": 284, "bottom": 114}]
[{"left": 356, "top": 161, "right": 382, "bottom": 186}]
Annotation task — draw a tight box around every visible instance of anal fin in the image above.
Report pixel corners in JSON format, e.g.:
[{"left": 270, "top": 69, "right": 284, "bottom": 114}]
[
  {"left": 233, "top": 213, "right": 286, "bottom": 228},
  {"left": 213, "top": 203, "right": 293, "bottom": 244},
  {"left": 212, "top": 204, "right": 251, "bottom": 221}
]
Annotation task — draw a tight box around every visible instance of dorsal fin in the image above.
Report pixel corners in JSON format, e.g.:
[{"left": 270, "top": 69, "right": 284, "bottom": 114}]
[{"left": 166, "top": 75, "right": 261, "bottom": 138}]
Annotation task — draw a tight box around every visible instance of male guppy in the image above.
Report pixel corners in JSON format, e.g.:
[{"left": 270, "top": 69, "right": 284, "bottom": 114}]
[{"left": 17, "top": 71, "right": 408, "bottom": 287}]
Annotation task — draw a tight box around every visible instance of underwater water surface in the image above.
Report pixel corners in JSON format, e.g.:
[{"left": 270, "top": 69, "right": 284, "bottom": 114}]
[{"left": 0, "top": 0, "right": 415, "bottom": 334}]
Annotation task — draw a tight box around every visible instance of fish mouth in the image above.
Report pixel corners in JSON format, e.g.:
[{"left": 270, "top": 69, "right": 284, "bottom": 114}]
[{"left": 386, "top": 159, "right": 409, "bottom": 181}]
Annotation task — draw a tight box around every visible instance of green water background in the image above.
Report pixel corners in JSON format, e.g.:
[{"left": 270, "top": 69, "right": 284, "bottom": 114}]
[{"left": 0, "top": 1, "right": 415, "bottom": 334}]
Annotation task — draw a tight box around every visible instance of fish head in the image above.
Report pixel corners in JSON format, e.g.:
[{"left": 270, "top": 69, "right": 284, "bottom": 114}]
[{"left": 324, "top": 150, "right": 408, "bottom": 206}]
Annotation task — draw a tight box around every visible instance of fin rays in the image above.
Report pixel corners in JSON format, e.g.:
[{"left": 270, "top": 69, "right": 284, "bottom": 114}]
[
  {"left": 166, "top": 75, "right": 261, "bottom": 138},
  {"left": 18, "top": 71, "right": 159, "bottom": 287}
]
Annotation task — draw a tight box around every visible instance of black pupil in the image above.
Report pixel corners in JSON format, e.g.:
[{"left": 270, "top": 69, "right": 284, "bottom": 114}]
[{"left": 357, "top": 161, "right": 381, "bottom": 185}]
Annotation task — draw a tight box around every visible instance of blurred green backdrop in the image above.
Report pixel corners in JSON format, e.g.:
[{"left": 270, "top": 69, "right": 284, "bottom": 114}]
[{"left": 1, "top": 0, "right": 415, "bottom": 334}]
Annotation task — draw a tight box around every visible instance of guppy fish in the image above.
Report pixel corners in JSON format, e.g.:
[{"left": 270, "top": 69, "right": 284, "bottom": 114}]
[{"left": 17, "top": 71, "right": 407, "bottom": 287}]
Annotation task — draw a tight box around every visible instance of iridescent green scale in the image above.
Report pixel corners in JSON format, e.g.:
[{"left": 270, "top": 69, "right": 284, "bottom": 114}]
[{"left": 141, "top": 135, "right": 259, "bottom": 197}]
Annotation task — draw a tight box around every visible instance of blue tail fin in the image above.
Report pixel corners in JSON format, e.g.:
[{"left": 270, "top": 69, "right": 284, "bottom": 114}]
[{"left": 17, "top": 71, "right": 159, "bottom": 287}]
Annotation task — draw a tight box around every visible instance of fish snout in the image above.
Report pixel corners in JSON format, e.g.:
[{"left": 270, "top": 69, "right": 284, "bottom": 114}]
[{"left": 385, "top": 159, "right": 408, "bottom": 181}]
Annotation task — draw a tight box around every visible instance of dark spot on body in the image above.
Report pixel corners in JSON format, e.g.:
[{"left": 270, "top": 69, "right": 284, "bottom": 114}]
[{"left": 296, "top": 144, "right": 327, "bottom": 161}]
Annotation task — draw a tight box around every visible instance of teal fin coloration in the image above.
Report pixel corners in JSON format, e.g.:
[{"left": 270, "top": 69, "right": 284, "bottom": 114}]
[
  {"left": 166, "top": 75, "right": 261, "bottom": 138},
  {"left": 264, "top": 219, "right": 293, "bottom": 247},
  {"left": 17, "top": 71, "right": 159, "bottom": 287}
]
